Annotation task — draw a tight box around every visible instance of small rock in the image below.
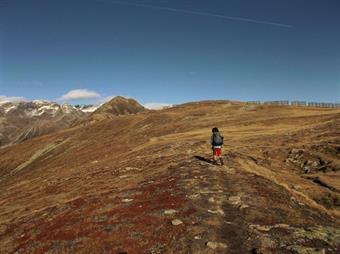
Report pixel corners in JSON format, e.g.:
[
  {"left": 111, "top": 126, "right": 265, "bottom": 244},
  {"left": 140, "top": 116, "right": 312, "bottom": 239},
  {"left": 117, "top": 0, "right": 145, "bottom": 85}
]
[
  {"left": 125, "top": 167, "right": 141, "bottom": 171},
  {"left": 291, "top": 148, "right": 300, "bottom": 154},
  {"left": 164, "top": 209, "right": 177, "bottom": 215},
  {"left": 194, "top": 235, "right": 201, "bottom": 240},
  {"left": 311, "top": 161, "right": 319, "bottom": 167},
  {"left": 240, "top": 204, "right": 249, "bottom": 209},
  {"left": 188, "top": 194, "right": 200, "bottom": 199},
  {"left": 122, "top": 198, "right": 133, "bottom": 203},
  {"left": 304, "top": 166, "right": 311, "bottom": 173},
  {"left": 91, "top": 160, "right": 99, "bottom": 164},
  {"left": 200, "top": 189, "right": 214, "bottom": 194},
  {"left": 249, "top": 224, "right": 271, "bottom": 231},
  {"left": 206, "top": 241, "right": 227, "bottom": 250},
  {"left": 228, "top": 196, "right": 241, "bottom": 205},
  {"left": 292, "top": 185, "right": 302, "bottom": 191},
  {"left": 208, "top": 209, "right": 225, "bottom": 216},
  {"left": 171, "top": 219, "right": 183, "bottom": 226},
  {"left": 208, "top": 197, "right": 215, "bottom": 203}
]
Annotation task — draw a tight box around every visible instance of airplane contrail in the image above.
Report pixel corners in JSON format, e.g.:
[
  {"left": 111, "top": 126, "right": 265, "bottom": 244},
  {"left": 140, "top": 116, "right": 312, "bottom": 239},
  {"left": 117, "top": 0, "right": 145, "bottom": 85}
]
[{"left": 96, "top": 0, "right": 293, "bottom": 29}]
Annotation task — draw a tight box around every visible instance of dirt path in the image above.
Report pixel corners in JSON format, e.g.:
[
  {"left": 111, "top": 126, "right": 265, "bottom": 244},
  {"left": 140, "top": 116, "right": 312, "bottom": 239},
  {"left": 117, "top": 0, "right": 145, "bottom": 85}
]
[{"left": 165, "top": 153, "right": 340, "bottom": 253}]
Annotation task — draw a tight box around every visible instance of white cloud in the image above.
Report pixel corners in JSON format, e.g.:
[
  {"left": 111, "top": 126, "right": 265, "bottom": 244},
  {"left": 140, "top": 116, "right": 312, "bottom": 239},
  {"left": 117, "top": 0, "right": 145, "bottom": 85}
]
[
  {"left": 60, "top": 89, "right": 101, "bottom": 100},
  {"left": 0, "top": 95, "right": 27, "bottom": 104},
  {"left": 144, "top": 102, "right": 173, "bottom": 110}
]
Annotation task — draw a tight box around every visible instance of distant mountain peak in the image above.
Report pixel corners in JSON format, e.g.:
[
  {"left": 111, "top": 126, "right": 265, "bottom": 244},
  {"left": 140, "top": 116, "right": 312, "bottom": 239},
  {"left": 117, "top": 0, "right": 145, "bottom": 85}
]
[
  {"left": 0, "top": 100, "right": 86, "bottom": 147},
  {"left": 90, "top": 96, "right": 146, "bottom": 120}
]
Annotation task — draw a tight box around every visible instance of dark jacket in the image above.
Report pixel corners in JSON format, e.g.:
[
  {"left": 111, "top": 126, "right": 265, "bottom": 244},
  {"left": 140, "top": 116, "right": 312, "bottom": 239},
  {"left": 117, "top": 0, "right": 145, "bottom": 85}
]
[{"left": 211, "top": 132, "right": 223, "bottom": 147}]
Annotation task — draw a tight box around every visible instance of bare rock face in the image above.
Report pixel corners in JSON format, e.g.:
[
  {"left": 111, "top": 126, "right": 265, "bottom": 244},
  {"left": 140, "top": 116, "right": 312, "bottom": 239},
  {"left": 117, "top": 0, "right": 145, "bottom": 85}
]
[{"left": 0, "top": 100, "right": 86, "bottom": 147}]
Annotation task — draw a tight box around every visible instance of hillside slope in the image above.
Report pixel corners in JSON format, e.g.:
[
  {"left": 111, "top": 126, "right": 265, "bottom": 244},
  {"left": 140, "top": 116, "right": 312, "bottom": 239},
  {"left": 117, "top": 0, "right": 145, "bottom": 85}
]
[
  {"left": 0, "top": 101, "right": 339, "bottom": 253},
  {"left": 89, "top": 96, "right": 146, "bottom": 121}
]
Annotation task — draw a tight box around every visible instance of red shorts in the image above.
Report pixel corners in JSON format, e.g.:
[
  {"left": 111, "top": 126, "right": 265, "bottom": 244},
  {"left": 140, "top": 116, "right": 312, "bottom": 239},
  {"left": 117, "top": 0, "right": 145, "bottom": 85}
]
[{"left": 213, "top": 148, "right": 222, "bottom": 156}]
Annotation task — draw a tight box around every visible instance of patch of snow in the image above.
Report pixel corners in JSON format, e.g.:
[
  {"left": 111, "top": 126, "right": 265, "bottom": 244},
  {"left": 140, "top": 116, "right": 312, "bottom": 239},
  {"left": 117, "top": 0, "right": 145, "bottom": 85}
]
[
  {"left": 25, "top": 109, "right": 43, "bottom": 117},
  {"left": 61, "top": 103, "right": 75, "bottom": 114},
  {"left": 38, "top": 105, "right": 59, "bottom": 111},
  {"left": 36, "top": 104, "right": 60, "bottom": 116},
  {"left": 4, "top": 105, "right": 17, "bottom": 113},
  {"left": 80, "top": 105, "right": 99, "bottom": 113},
  {"left": 144, "top": 103, "right": 173, "bottom": 110}
]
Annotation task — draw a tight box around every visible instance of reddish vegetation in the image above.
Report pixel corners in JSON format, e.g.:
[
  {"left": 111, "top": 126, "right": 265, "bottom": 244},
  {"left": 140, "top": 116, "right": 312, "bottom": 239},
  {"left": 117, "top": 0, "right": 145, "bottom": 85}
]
[{"left": 0, "top": 101, "right": 339, "bottom": 253}]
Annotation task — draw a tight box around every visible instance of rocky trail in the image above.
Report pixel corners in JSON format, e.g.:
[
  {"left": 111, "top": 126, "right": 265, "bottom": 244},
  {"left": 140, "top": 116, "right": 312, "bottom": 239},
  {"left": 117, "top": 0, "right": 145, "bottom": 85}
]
[{"left": 2, "top": 150, "right": 338, "bottom": 253}]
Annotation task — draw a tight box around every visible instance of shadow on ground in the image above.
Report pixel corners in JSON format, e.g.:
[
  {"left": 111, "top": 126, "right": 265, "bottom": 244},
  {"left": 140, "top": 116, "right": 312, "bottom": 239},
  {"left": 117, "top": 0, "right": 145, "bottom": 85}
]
[{"left": 194, "top": 155, "right": 213, "bottom": 164}]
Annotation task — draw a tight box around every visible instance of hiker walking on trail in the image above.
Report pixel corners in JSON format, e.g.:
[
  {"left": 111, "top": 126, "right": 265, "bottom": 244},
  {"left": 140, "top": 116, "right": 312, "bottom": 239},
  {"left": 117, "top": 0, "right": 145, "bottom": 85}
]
[{"left": 211, "top": 127, "right": 224, "bottom": 165}]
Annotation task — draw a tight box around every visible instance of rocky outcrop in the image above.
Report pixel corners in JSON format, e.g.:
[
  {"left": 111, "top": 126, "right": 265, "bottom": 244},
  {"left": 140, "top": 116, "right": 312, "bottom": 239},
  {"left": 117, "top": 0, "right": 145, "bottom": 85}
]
[{"left": 285, "top": 148, "right": 338, "bottom": 174}]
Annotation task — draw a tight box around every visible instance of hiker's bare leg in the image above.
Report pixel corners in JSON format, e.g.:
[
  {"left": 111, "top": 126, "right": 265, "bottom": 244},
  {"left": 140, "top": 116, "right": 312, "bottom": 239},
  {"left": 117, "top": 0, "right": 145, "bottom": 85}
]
[{"left": 219, "top": 155, "right": 224, "bottom": 165}]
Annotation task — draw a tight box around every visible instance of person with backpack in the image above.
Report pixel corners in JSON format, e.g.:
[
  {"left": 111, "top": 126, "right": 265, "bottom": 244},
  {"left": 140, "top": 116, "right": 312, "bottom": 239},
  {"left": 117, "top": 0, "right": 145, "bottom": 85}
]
[{"left": 211, "top": 127, "right": 224, "bottom": 165}]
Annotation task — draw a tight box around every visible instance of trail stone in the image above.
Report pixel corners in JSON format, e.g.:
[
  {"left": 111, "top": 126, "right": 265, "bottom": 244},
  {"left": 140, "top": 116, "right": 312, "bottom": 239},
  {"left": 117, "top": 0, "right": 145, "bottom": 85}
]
[
  {"left": 122, "top": 198, "right": 133, "bottom": 203},
  {"left": 240, "top": 204, "right": 249, "bottom": 209},
  {"left": 208, "top": 209, "right": 225, "bottom": 216},
  {"left": 171, "top": 219, "right": 183, "bottom": 226},
  {"left": 206, "top": 241, "right": 227, "bottom": 250},
  {"left": 228, "top": 196, "right": 242, "bottom": 205},
  {"left": 164, "top": 209, "right": 177, "bottom": 215},
  {"left": 208, "top": 197, "right": 215, "bottom": 203}
]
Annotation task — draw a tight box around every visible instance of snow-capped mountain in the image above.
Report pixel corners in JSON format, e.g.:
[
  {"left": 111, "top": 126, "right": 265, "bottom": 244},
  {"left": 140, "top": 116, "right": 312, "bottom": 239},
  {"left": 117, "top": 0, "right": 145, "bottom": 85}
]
[
  {"left": 0, "top": 100, "right": 84, "bottom": 117},
  {"left": 74, "top": 104, "right": 100, "bottom": 113},
  {"left": 0, "top": 100, "right": 86, "bottom": 147}
]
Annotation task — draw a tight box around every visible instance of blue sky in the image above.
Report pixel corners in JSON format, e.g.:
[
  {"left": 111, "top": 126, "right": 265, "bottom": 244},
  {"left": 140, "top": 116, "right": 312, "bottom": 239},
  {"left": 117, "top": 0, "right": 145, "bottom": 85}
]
[{"left": 0, "top": 0, "right": 339, "bottom": 105}]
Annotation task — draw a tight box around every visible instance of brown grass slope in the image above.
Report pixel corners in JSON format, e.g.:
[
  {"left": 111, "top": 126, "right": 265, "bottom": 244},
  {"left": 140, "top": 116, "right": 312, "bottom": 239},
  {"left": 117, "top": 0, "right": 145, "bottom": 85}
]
[
  {"left": 0, "top": 101, "right": 339, "bottom": 253},
  {"left": 88, "top": 96, "right": 146, "bottom": 121}
]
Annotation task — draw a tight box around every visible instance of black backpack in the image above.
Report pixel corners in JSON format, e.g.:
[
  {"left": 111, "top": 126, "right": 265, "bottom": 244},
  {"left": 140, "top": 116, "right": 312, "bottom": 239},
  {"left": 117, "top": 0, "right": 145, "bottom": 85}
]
[{"left": 213, "top": 132, "right": 224, "bottom": 146}]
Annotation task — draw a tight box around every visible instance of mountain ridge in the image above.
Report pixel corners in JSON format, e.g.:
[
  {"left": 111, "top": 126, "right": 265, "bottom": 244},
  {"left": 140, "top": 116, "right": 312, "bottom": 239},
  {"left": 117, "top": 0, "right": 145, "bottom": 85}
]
[{"left": 0, "top": 100, "right": 86, "bottom": 147}]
